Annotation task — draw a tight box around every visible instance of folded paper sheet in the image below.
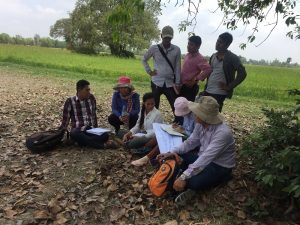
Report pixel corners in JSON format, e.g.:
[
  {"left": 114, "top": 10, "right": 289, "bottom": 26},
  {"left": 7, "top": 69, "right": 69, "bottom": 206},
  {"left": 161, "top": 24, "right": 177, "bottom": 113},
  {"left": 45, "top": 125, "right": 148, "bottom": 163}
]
[
  {"left": 160, "top": 124, "right": 185, "bottom": 137},
  {"left": 86, "top": 128, "right": 111, "bottom": 136},
  {"left": 153, "top": 123, "right": 183, "bottom": 153}
]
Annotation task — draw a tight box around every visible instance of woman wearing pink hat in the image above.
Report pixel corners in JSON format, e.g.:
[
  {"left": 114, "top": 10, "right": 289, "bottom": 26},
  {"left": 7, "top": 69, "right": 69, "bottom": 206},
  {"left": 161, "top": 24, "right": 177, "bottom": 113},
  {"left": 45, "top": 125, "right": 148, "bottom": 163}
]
[
  {"left": 131, "top": 97, "right": 196, "bottom": 166},
  {"left": 108, "top": 76, "right": 140, "bottom": 134}
]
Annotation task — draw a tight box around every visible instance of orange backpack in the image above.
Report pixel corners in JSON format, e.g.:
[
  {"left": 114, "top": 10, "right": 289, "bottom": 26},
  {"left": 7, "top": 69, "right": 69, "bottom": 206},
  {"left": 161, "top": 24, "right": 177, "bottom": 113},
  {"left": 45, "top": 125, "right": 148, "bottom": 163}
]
[{"left": 148, "top": 154, "right": 182, "bottom": 197}]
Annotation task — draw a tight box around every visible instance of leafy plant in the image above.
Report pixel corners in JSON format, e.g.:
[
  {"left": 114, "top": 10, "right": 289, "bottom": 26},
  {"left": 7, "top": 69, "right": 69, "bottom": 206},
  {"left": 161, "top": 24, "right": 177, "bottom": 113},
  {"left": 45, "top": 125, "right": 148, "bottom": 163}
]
[
  {"left": 242, "top": 90, "right": 300, "bottom": 199},
  {"left": 244, "top": 198, "right": 269, "bottom": 218}
]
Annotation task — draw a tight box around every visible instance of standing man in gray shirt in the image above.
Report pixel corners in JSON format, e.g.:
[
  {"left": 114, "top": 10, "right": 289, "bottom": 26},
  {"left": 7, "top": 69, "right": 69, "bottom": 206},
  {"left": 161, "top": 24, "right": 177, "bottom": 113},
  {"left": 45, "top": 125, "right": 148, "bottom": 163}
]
[
  {"left": 199, "top": 32, "right": 247, "bottom": 112},
  {"left": 142, "top": 25, "right": 182, "bottom": 123}
]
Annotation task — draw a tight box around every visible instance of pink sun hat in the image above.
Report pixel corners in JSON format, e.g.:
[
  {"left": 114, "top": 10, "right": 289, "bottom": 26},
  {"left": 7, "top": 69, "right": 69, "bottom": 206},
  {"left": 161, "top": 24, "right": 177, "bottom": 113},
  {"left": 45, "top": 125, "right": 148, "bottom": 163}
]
[
  {"left": 113, "top": 75, "right": 134, "bottom": 90},
  {"left": 174, "top": 97, "right": 191, "bottom": 116}
]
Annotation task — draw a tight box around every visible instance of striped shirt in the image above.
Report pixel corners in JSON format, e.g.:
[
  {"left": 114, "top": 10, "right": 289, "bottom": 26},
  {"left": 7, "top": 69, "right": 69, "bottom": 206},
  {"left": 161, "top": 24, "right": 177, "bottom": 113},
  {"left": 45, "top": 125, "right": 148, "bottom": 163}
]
[{"left": 61, "top": 94, "right": 98, "bottom": 131}]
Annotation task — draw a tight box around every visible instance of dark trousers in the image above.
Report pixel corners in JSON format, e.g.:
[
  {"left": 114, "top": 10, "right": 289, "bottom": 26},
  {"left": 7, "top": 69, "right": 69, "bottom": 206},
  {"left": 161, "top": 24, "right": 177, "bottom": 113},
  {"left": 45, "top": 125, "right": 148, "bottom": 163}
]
[
  {"left": 70, "top": 128, "right": 109, "bottom": 149},
  {"left": 200, "top": 91, "right": 227, "bottom": 112},
  {"left": 180, "top": 84, "right": 199, "bottom": 101},
  {"left": 151, "top": 82, "right": 183, "bottom": 124},
  {"left": 108, "top": 113, "right": 138, "bottom": 132},
  {"left": 179, "top": 152, "right": 232, "bottom": 191}
]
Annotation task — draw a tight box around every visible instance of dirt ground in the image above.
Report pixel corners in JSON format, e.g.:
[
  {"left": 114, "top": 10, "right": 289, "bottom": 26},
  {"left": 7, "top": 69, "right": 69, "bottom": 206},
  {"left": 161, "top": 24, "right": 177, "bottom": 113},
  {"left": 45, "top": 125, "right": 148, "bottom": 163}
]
[{"left": 0, "top": 69, "right": 298, "bottom": 225}]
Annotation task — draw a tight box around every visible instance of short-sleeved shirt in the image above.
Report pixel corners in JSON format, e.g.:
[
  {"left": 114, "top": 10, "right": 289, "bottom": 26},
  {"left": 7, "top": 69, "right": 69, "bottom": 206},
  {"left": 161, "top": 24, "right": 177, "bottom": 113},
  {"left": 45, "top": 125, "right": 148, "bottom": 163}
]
[{"left": 206, "top": 55, "right": 227, "bottom": 95}]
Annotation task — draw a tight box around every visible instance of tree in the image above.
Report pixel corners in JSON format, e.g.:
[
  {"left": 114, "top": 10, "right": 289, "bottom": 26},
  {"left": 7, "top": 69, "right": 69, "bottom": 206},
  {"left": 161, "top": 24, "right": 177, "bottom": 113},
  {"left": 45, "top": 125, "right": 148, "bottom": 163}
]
[
  {"left": 113, "top": 0, "right": 300, "bottom": 49},
  {"left": 50, "top": 18, "right": 72, "bottom": 49},
  {"left": 239, "top": 55, "right": 247, "bottom": 64},
  {"left": 12, "top": 35, "right": 25, "bottom": 45},
  {"left": 34, "top": 34, "right": 40, "bottom": 46},
  {"left": 215, "top": 0, "right": 300, "bottom": 48},
  {"left": 286, "top": 57, "right": 292, "bottom": 65},
  {"left": 0, "top": 33, "right": 11, "bottom": 44},
  {"left": 40, "top": 37, "right": 55, "bottom": 47},
  {"left": 51, "top": 0, "right": 160, "bottom": 56},
  {"left": 106, "top": 0, "right": 160, "bottom": 56},
  {"left": 24, "top": 38, "right": 34, "bottom": 46}
]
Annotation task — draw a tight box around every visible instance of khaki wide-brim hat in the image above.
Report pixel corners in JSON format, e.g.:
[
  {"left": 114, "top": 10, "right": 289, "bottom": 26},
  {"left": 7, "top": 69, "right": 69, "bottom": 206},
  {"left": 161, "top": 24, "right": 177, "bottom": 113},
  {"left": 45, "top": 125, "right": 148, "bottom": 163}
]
[{"left": 188, "top": 96, "right": 224, "bottom": 125}]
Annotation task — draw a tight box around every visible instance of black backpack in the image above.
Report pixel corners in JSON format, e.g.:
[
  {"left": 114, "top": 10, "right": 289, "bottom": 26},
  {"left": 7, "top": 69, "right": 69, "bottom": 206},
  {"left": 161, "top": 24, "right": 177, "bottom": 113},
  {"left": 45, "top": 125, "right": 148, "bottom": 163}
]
[{"left": 25, "top": 128, "right": 66, "bottom": 153}]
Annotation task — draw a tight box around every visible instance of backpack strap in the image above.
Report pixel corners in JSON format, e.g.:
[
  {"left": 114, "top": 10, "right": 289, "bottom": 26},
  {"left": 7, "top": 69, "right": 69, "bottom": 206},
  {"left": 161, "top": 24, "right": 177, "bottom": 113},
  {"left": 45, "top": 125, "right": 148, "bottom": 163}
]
[
  {"left": 157, "top": 44, "right": 175, "bottom": 82},
  {"left": 160, "top": 153, "right": 182, "bottom": 165}
]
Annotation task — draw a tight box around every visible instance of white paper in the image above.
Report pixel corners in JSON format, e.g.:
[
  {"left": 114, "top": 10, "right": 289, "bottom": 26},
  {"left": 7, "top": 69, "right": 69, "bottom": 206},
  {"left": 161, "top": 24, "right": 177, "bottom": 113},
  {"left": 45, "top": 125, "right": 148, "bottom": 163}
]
[
  {"left": 160, "top": 124, "right": 185, "bottom": 137},
  {"left": 133, "top": 133, "right": 146, "bottom": 137},
  {"left": 153, "top": 123, "right": 183, "bottom": 153},
  {"left": 86, "top": 127, "right": 111, "bottom": 136}
]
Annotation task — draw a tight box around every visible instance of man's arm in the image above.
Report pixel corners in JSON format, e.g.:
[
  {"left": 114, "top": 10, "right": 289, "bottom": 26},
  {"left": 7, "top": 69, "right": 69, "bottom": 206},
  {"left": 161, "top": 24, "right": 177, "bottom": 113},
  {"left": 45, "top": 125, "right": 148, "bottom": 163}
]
[
  {"left": 174, "top": 47, "right": 181, "bottom": 84},
  {"left": 196, "top": 55, "right": 213, "bottom": 81},
  {"left": 60, "top": 98, "right": 71, "bottom": 129},
  {"left": 92, "top": 95, "right": 98, "bottom": 127},
  {"left": 228, "top": 54, "right": 247, "bottom": 90},
  {"left": 142, "top": 46, "right": 154, "bottom": 75},
  {"left": 182, "top": 129, "right": 233, "bottom": 179},
  {"left": 172, "top": 123, "right": 201, "bottom": 155}
]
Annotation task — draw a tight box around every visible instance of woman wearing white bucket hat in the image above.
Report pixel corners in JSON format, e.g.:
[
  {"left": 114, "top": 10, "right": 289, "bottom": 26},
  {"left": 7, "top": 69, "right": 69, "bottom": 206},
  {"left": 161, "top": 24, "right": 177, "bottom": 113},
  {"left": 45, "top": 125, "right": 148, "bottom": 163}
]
[{"left": 157, "top": 96, "right": 235, "bottom": 204}]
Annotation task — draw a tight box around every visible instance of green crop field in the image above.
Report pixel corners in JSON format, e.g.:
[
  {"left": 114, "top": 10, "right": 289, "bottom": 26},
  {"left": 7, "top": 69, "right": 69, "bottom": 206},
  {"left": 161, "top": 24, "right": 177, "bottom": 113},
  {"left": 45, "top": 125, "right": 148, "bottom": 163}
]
[{"left": 1, "top": 44, "right": 299, "bottom": 103}]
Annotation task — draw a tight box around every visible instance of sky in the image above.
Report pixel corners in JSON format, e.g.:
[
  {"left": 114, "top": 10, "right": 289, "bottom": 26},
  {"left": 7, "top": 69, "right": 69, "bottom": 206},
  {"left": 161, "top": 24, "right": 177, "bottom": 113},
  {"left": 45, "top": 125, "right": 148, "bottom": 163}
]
[{"left": 0, "top": 0, "right": 299, "bottom": 63}]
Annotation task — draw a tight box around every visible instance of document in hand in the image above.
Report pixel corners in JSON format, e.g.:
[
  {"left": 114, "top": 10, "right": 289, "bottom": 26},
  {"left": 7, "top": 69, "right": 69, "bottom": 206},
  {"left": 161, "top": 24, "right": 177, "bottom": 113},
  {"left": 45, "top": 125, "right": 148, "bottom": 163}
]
[
  {"left": 153, "top": 123, "right": 183, "bottom": 154},
  {"left": 133, "top": 133, "right": 146, "bottom": 137},
  {"left": 86, "top": 128, "right": 111, "bottom": 136},
  {"left": 160, "top": 124, "right": 185, "bottom": 137}
]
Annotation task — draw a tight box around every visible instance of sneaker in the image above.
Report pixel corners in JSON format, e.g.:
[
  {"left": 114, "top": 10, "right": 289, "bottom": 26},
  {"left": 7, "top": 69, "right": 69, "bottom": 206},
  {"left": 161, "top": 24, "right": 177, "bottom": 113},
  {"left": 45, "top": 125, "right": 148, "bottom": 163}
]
[
  {"left": 131, "top": 156, "right": 149, "bottom": 166},
  {"left": 174, "top": 189, "right": 196, "bottom": 206},
  {"left": 130, "top": 146, "right": 151, "bottom": 155}
]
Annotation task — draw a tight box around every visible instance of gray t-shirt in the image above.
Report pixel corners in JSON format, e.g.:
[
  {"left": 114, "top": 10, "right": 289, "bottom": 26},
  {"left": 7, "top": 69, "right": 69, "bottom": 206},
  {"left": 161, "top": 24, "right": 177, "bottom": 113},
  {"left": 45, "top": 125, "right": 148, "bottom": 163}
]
[{"left": 206, "top": 55, "right": 227, "bottom": 95}]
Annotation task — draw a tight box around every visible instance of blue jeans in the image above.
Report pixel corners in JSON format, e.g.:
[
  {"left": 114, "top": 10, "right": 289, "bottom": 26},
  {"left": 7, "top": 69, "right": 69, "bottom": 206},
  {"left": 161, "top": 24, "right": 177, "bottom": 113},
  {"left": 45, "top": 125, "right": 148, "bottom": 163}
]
[
  {"left": 70, "top": 128, "right": 109, "bottom": 149},
  {"left": 179, "top": 152, "right": 232, "bottom": 191}
]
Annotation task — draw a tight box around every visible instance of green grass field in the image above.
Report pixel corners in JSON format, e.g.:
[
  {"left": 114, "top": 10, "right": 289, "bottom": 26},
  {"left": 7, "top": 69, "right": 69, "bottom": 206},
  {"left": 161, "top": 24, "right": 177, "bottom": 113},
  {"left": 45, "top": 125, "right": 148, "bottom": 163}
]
[{"left": 1, "top": 44, "right": 299, "bottom": 103}]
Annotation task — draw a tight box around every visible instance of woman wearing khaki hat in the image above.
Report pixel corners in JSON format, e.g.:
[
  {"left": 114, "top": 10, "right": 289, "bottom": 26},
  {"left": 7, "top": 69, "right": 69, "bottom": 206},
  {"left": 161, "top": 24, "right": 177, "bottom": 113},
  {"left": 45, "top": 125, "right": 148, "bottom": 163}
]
[{"left": 157, "top": 96, "right": 235, "bottom": 204}]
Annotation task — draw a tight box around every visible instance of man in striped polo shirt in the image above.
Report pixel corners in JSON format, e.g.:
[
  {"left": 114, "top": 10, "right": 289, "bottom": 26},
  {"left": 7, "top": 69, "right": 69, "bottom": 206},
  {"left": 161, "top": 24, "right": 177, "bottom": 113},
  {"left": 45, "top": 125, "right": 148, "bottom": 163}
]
[{"left": 61, "top": 80, "right": 116, "bottom": 149}]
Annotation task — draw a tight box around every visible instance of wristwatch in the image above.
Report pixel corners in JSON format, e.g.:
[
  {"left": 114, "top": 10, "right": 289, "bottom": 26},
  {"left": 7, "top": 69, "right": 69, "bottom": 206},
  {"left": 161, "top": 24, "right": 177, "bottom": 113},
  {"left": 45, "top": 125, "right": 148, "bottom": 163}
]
[{"left": 179, "top": 173, "right": 188, "bottom": 181}]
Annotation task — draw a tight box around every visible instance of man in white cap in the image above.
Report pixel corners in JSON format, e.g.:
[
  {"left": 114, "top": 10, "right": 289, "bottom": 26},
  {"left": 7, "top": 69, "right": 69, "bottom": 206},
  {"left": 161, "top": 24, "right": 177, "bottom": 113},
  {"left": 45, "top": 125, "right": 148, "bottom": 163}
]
[
  {"left": 142, "top": 25, "right": 182, "bottom": 123},
  {"left": 158, "top": 96, "right": 235, "bottom": 204}
]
